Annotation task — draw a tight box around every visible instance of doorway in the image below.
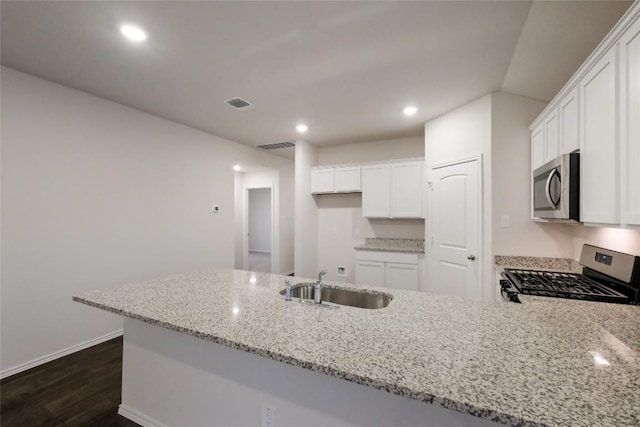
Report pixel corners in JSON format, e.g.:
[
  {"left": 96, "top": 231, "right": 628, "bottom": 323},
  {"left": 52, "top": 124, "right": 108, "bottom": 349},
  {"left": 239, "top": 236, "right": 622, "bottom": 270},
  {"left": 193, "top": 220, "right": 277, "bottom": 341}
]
[
  {"left": 245, "top": 187, "right": 273, "bottom": 273},
  {"left": 427, "top": 157, "right": 482, "bottom": 300}
]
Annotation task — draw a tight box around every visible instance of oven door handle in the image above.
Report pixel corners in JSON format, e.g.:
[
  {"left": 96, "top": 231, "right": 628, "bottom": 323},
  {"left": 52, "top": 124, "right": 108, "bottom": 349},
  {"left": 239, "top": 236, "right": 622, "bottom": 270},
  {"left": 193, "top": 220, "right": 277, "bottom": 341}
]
[{"left": 545, "top": 168, "right": 561, "bottom": 208}]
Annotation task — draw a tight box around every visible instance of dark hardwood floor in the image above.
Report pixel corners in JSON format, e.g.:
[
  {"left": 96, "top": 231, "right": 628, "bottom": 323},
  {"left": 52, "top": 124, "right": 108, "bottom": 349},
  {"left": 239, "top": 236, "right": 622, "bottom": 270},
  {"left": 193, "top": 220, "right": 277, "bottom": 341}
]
[{"left": 1, "top": 337, "right": 139, "bottom": 427}]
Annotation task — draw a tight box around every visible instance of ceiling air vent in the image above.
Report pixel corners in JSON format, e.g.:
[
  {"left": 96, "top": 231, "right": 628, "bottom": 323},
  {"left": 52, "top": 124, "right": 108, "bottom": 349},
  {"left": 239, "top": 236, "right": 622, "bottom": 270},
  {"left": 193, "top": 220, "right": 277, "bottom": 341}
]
[
  {"left": 225, "top": 97, "right": 254, "bottom": 110},
  {"left": 257, "top": 141, "right": 296, "bottom": 150}
]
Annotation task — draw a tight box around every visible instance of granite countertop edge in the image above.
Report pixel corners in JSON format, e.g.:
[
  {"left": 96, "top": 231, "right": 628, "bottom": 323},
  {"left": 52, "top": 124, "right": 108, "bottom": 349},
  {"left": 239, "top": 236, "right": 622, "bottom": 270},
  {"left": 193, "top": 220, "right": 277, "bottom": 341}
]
[
  {"left": 71, "top": 295, "right": 543, "bottom": 427},
  {"left": 353, "top": 245, "right": 425, "bottom": 254},
  {"left": 353, "top": 237, "right": 426, "bottom": 254}
]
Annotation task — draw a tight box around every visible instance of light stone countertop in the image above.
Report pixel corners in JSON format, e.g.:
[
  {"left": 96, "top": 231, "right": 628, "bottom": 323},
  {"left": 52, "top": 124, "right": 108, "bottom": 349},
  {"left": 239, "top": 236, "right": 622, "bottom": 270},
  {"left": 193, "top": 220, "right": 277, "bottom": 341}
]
[
  {"left": 74, "top": 268, "right": 640, "bottom": 427},
  {"left": 354, "top": 237, "right": 425, "bottom": 253}
]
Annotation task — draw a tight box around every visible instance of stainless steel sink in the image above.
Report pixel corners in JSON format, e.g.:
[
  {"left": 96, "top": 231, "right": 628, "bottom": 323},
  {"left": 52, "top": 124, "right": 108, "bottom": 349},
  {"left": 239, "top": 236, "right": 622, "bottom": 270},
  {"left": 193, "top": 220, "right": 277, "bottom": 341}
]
[{"left": 280, "top": 283, "right": 392, "bottom": 309}]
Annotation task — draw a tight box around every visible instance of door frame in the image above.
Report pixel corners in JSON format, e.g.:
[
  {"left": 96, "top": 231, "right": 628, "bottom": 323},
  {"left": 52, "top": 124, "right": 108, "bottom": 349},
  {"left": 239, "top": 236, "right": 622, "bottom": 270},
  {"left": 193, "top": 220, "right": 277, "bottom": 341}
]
[
  {"left": 243, "top": 186, "right": 275, "bottom": 273},
  {"left": 427, "top": 154, "right": 484, "bottom": 299}
]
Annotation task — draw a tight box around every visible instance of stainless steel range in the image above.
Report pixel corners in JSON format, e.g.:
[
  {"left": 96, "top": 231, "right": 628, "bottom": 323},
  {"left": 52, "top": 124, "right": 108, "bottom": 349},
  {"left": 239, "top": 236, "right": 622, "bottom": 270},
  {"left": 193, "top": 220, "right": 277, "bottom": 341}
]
[{"left": 501, "top": 244, "right": 640, "bottom": 304}]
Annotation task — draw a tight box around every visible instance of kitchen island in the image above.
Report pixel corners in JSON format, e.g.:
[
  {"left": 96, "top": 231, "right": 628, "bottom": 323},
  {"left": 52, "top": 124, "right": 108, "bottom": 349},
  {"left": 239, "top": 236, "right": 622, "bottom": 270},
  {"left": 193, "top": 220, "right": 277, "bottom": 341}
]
[{"left": 74, "top": 268, "right": 640, "bottom": 427}]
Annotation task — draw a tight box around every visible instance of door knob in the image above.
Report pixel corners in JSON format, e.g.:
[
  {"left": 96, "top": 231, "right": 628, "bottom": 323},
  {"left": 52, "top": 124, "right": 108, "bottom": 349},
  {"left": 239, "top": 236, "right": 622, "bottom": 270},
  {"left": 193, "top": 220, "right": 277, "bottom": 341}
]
[{"left": 467, "top": 255, "right": 476, "bottom": 261}]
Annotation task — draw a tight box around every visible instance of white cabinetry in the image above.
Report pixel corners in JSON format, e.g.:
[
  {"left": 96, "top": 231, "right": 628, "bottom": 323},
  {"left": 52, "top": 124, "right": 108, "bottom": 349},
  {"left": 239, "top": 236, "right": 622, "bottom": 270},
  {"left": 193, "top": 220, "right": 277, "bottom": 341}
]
[
  {"left": 544, "top": 110, "right": 560, "bottom": 162},
  {"left": 362, "top": 160, "right": 423, "bottom": 218},
  {"left": 311, "top": 166, "right": 361, "bottom": 194},
  {"left": 531, "top": 98, "right": 578, "bottom": 172},
  {"left": 391, "top": 161, "right": 424, "bottom": 218},
  {"left": 355, "top": 250, "right": 423, "bottom": 291},
  {"left": 560, "top": 87, "right": 580, "bottom": 154},
  {"left": 385, "top": 263, "right": 419, "bottom": 292},
  {"left": 580, "top": 49, "right": 619, "bottom": 224},
  {"left": 335, "top": 166, "right": 361, "bottom": 192},
  {"left": 311, "top": 168, "right": 335, "bottom": 194},
  {"left": 529, "top": 2, "right": 640, "bottom": 227},
  {"left": 354, "top": 260, "right": 385, "bottom": 288},
  {"left": 362, "top": 164, "right": 391, "bottom": 217},
  {"left": 620, "top": 16, "right": 640, "bottom": 226},
  {"left": 531, "top": 125, "right": 545, "bottom": 169}
]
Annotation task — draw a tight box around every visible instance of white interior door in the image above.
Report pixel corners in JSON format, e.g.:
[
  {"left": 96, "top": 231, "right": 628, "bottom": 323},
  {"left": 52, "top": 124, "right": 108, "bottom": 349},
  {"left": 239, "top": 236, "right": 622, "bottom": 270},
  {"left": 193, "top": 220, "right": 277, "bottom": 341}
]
[{"left": 428, "top": 159, "right": 481, "bottom": 300}]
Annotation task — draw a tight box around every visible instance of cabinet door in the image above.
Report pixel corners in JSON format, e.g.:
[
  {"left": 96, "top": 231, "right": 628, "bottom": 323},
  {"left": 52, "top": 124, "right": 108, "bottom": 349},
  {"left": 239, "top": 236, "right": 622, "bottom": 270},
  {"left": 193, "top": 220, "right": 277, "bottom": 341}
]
[
  {"left": 311, "top": 168, "right": 334, "bottom": 194},
  {"left": 355, "top": 261, "right": 385, "bottom": 287},
  {"left": 362, "top": 164, "right": 391, "bottom": 217},
  {"left": 560, "top": 88, "right": 580, "bottom": 154},
  {"left": 580, "top": 49, "right": 619, "bottom": 224},
  {"left": 391, "top": 161, "right": 423, "bottom": 218},
  {"left": 544, "top": 110, "right": 560, "bottom": 162},
  {"left": 620, "top": 17, "right": 640, "bottom": 225},
  {"left": 334, "top": 166, "right": 361, "bottom": 193},
  {"left": 531, "top": 125, "right": 545, "bottom": 169},
  {"left": 385, "top": 263, "right": 419, "bottom": 291}
]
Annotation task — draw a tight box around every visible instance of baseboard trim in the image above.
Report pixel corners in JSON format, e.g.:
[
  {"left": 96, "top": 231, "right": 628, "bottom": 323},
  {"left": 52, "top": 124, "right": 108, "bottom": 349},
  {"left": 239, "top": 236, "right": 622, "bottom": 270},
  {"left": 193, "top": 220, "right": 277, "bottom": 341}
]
[
  {"left": 118, "top": 404, "right": 169, "bottom": 427},
  {"left": 0, "top": 329, "right": 123, "bottom": 380},
  {"left": 280, "top": 269, "right": 294, "bottom": 276}
]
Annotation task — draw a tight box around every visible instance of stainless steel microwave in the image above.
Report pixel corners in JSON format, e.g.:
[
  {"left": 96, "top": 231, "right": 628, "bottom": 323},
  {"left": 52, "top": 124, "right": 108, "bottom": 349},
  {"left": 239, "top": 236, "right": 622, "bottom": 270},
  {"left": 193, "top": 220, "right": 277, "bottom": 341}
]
[{"left": 533, "top": 153, "right": 579, "bottom": 221}]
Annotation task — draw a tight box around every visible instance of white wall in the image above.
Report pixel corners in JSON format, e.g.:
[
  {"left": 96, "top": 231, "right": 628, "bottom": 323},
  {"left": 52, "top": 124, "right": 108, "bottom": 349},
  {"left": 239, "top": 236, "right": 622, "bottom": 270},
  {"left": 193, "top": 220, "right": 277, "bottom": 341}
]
[
  {"left": 315, "top": 136, "right": 425, "bottom": 283},
  {"left": 317, "top": 136, "right": 424, "bottom": 165},
  {"left": 569, "top": 226, "right": 640, "bottom": 258},
  {"left": 491, "top": 92, "right": 575, "bottom": 258},
  {"left": 0, "top": 67, "right": 294, "bottom": 377},
  {"left": 248, "top": 188, "right": 272, "bottom": 253},
  {"left": 294, "top": 140, "right": 319, "bottom": 278},
  {"left": 424, "top": 94, "right": 493, "bottom": 300}
]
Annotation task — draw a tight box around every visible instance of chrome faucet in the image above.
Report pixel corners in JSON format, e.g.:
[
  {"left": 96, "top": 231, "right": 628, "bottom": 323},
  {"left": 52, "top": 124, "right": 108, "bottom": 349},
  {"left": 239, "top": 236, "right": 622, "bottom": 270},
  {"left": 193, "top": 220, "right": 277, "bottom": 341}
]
[{"left": 314, "top": 269, "right": 327, "bottom": 304}]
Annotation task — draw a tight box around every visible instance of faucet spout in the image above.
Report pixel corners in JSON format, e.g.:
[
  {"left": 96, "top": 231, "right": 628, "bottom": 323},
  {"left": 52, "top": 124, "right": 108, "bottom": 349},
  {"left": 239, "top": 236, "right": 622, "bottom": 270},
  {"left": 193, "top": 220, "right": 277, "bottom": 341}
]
[{"left": 314, "top": 269, "right": 327, "bottom": 304}]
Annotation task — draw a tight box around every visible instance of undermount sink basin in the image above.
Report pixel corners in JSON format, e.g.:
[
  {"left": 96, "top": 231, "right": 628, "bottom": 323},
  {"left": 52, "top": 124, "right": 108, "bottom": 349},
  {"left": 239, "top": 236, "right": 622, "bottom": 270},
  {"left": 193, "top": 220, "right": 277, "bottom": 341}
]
[{"left": 281, "top": 283, "right": 392, "bottom": 309}]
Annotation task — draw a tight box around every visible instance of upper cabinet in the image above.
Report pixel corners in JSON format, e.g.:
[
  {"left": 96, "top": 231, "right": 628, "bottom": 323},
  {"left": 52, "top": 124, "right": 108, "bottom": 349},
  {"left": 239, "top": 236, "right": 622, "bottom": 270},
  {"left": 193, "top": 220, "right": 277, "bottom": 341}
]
[
  {"left": 531, "top": 124, "right": 545, "bottom": 169},
  {"left": 544, "top": 109, "right": 560, "bottom": 162},
  {"left": 580, "top": 49, "right": 619, "bottom": 224},
  {"left": 311, "top": 166, "right": 361, "bottom": 194},
  {"left": 362, "top": 160, "right": 423, "bottom": 218},
  {"left": 620, "top": 15, "right": 640, "bottom": 226},
  {"left": 362, "top": 164, "right": 391, "bottom": 217},
  {"left": 311, "top": 167, "right": 335, "bottom": 194},
  {"left": 531, "top": 93, "right": 579, "bottom": 171},
  {"left": 560, "top": 87, "right": 580, "bottom": 154},
  {"left": 529, "top": 3, "right": 640, "bottom": 227}
]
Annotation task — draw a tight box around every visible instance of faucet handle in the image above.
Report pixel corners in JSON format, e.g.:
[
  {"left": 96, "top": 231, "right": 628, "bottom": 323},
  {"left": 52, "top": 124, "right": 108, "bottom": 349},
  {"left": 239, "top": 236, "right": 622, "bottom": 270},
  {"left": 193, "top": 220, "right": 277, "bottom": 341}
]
[{"left": 284, "top": 280, "right": 292, "bottom": 301}]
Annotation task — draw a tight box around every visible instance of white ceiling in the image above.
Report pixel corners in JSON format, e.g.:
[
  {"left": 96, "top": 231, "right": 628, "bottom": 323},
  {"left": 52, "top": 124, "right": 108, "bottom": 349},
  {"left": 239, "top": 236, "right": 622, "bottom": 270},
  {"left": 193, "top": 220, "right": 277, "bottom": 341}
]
[{"left": 1, "top": 1, "right": 632, "bottom": 158}]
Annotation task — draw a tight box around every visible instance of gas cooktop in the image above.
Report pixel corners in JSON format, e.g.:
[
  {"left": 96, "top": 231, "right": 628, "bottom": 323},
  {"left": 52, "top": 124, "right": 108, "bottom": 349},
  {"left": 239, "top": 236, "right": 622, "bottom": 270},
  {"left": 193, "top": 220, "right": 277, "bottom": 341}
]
[{"left": 501, "top": 245, "right": 640, "bottom": 304}]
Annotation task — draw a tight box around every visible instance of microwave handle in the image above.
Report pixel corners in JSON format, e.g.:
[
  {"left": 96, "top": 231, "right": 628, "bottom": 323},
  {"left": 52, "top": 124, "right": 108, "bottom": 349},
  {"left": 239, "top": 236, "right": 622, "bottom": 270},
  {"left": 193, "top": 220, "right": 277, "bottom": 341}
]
[{"left": 545, "top": 168, "right": 560, "bottom": 208}]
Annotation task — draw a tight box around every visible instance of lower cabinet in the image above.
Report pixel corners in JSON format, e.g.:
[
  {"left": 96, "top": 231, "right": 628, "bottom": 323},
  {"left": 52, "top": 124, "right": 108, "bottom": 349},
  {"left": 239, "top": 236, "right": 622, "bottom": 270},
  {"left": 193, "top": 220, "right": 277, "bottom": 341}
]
[
  {"left": 354, "top": 260, "right": 386, "bottom": 288},
  {"left": 355, "top": 250, "right": 423, "bottom": 291}
]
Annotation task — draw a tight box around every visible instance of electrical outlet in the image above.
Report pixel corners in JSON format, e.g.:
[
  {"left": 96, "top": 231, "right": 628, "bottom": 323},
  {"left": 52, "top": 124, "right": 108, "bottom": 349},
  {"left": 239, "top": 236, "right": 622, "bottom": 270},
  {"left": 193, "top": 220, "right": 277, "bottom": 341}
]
[
  {"left": 337, "top": 266, "right": 347, "bottom": 277},
  {"left": 262, "top": 404, "right": 274, "bottom": 427},
  {"left": 211, "top": 204, "right": 220, "bottom": 213}
]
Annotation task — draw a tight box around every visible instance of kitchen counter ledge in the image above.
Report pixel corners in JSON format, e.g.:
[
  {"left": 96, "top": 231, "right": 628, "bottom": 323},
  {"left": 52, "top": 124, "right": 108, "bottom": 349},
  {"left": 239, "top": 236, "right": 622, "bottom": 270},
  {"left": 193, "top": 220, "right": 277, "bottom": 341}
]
[{"left": 74, "top": 268, "right": 640, "bottom": 427}]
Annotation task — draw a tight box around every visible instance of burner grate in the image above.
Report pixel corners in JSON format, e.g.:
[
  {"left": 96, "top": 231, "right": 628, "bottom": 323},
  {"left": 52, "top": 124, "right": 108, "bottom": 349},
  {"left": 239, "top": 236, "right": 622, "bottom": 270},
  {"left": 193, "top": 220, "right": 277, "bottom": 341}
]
[{"left": 505, "top": 269, "right": 629, "bottom": 303}]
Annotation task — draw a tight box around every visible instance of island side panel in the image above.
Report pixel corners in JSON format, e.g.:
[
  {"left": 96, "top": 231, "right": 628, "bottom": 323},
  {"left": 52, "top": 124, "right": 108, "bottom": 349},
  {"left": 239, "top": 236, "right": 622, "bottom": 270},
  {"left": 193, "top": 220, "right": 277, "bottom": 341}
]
[{"left": 119, "top": 318, "right": 500, "bottom": 427}]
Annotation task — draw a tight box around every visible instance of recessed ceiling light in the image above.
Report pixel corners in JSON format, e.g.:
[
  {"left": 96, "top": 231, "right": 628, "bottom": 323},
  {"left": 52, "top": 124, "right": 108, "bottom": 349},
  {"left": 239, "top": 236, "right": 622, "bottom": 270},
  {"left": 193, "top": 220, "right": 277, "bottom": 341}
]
[
  {"left": 233, "top": 164, "right": 241, "bottom": 171},
  {"left": 120, "top": 24, "right": 147, "bottom": 42},
  {"left": 296, "top": 124, "right": 308, "bottom": 134},
  {"left": 403, "top": 106, "right": 418, "bottom": 116}
]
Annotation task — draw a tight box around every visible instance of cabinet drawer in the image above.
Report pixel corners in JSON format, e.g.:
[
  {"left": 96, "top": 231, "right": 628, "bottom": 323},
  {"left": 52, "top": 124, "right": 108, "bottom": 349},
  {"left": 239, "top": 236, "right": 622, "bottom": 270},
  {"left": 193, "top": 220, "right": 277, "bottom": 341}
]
[{"left": 355, "top": 250, "right": 419, "bottom": 264}]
